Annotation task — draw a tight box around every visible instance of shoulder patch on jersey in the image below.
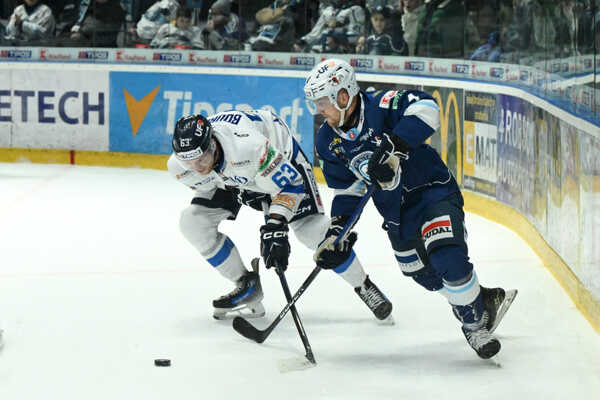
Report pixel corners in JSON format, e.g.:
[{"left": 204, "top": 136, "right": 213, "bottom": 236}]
[
  {"left": 258, "top": 146, "right": 276, "bottom": 172},
  {"left": 379, "top": 90, "right": 398, "bottom": 109},
  {"left": 260, "top": 153, "right": 283, "bottom": 177}
]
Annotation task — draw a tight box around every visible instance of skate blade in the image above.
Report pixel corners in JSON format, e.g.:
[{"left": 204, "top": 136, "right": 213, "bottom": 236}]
[
  {"left": 213, "top": 303, "right": 266, "bottom": 320},
  {"left": 490, "top": 289, "right": 518, "bottom": 333},
  {"left": 376, "top": 314, "right": 395, "bottom": 326},
  {"left": 277, "top": 357, "right": 317, "bottom": 373}
]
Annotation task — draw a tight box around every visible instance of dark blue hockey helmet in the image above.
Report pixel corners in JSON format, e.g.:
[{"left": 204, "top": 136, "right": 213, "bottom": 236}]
[{"left": 172, "top": 114, "right": 214, "bottom": 161}]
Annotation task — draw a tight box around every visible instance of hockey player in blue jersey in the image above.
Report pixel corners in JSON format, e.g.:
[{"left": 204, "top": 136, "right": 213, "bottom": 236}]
[{"left": 305, "top": 58, "right": 517, "bottom": 359}]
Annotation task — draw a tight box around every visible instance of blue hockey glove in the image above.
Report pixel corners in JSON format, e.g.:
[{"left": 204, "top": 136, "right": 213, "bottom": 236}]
[
  {"left": 314, "top": 215, "right": 358, "bottom": 270},
  {"left": 260, "top": 218, "right": 290, "bottom": 271},
  {"left": 237, "top": 189, "right": 271, "bottom": 211},
  {"left": 367, "top": 133, "right": 403, "bottom": 191}
]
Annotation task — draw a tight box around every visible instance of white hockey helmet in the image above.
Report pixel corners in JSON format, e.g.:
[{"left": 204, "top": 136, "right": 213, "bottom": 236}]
[{"left": 304, "top": 58, "right": 360, "bottom": 126}]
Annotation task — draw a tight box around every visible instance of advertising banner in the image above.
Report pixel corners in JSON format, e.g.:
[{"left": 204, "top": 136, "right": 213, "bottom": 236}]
[
  {"left": 109, "top": 72, "right": 312, "bottom": 159},
  {"left": 531, "top": 108, "right": 550, "bottom": 236},
  {"left": 0, "top": 69, "right": 109, "bottom": 150},
  {"left": 496, "top": 94, "right": 535, "bottom": 218},
  {"left": 463, "top": 91, "right": 497, "bottom": 197},
  {"left": 424, "top": 86, "right": 464, "bottom": 185},
  {"left": 579, "top": 131, "right": 600, "bottom": 299}
]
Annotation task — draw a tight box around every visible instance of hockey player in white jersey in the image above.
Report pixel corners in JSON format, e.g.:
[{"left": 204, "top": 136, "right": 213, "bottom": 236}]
[{"left": 168, "top": 110, "right": 393, "bottom": 321}]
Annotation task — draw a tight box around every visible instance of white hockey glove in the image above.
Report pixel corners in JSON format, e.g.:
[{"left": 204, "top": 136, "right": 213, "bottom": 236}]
[
  {"left": 314, "top": 215, "right": 358, "bottom": 270},
  {"left": 367, "top": 133, "right": 404, "bottom": 191}
]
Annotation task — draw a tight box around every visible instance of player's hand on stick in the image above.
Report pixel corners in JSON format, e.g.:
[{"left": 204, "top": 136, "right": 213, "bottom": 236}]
[
  {"left": 314, "top": 215, "right": 358, "bottom": 269},
  {"left": 260, "top": 218, "right": 290, "bottom": 271}
]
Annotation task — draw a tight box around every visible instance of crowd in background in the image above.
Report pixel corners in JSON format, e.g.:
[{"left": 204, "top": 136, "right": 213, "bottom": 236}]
[{"left": 0, "top": 0, "right": 598, "bottom": 64}]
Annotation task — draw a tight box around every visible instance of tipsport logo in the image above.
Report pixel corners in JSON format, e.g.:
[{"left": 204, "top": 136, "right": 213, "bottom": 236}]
[
  {"left": 224, "top": 54, "right": 251, "bottom": 64},
  {"left": 78, "top": 51, "right": 109, "bottom": 60},
  {"left": 349, "top": 58, "right": 373, "bottom": 69},
  {"left": 0, "top": 50, "right": 32, "bottom": 59},
  {"left": 119, "top": 87, "right": 305, "bottom": 139},
  {"left": 289, "top": 56, "right": 315, "bottom": 66},
  {"left": 122, "top": 86, "right": 161, "bottom": 136}
]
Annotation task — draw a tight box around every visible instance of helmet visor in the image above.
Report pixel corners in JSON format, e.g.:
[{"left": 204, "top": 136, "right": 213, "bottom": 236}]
[
  {"left": 176, "top": 139, "right": 216, "bottom": 171},
  {"left": 305, "top": 96, "right": 333, "bottom": 115}
]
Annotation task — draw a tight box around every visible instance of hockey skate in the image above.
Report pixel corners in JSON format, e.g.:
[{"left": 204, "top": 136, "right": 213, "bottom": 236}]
[
  {"left": 355, "top": 276, "right": 394, "bottom": 323},
  {"left": 461, "top": 312, "right": 501, "bottom": 359},
  {"left": 481, "top": 287, "right": 518, "bottom": 334},
  {"left": 213, "top": 270, "right": 265, "bottom": 320}
]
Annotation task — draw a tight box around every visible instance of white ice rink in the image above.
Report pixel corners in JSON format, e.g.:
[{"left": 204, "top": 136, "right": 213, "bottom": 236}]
[{"left": 1, "top": 162, "right": 599, "bottom": 400}]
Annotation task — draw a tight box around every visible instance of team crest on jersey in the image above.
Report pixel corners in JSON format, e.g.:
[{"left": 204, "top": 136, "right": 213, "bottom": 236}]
[
  {"left": 421, "top": 215, "right": 453, "bottom": 249},
  {"left": 349, "top": 151, "right": 373, "bottom": 183},
  {"left": 379, "top": 90, "right": 398, "bottom": 109}
]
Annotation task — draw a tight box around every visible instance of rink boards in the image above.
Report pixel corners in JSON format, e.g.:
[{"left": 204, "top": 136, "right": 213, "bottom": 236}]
[{"left": 0, "top": 58, "right": 599, "bottom": 334}]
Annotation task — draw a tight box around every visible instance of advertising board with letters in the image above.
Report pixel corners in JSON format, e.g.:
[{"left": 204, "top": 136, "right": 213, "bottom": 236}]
[
  {"left": 109, "top": 71, "right": 312, "bottom": 159},
  {"left": 0, "top": 69, "right": 109, "bottom": 150}
]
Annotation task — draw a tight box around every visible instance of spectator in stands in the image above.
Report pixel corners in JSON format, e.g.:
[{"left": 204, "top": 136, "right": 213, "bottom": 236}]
[
  {"left": 136, "top": 0, "right": 180, "bottom": 43},
  {"left": 470, "top": 31, "right": 502, "bottom": 61},
  {"left": 356, "top": 5, "right": 407, "bottom": 55},
  {"left": 401, "top": 0, "right": 424, "bottom": 56},
  {"left": 70, "top": 0, "right": 125, "bottom": 47},
  {"left": 366, "top": 0, "right": 398, "bottom": 10},
  {"left": 247, "top": 0, "right": 300, "bottom": 52},
  {"left": 576, "top": 0, "right": 595, "bottom": 54},
  {"left": 5, "top": 0, "right": 55, "bottom": 43},
  {"left": 415, "top": 0, "right": 480, "bottom": 59},
  {"left": 150, "top": 7, "right": 203, "bottom": 48},
  {"left": 299, "top": 0, "right": 365, "bottom": 52},
  {"left": 596, "top": 8, "right": 600, "bottom": 54},
  {"left": 50, "top": 0, "right": 80, "bottom": 38},
  {"left": 201, "top": 0, "right": 248, "bottom": 50},
  {"left": 502, "top": 0, "right": 579, "bottom": 62}
]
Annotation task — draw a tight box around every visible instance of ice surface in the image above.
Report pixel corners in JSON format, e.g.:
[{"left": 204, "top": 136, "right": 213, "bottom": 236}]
[{"left": 0, "top": 163, "right": 598, "bottom": 400}]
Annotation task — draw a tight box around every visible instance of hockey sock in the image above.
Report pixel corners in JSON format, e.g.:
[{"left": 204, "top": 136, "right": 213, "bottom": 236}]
[
  {"left": 205, "top": 235, "right": 247, "bottom": 282},
  {"left": 332, "top": 251, "right": 368, "bottom": 288}
]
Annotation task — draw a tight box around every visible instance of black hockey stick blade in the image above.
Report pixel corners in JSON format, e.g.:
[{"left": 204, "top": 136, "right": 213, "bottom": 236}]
[{"left": 232, "top": 316, "right": 266, "bottom": 343}]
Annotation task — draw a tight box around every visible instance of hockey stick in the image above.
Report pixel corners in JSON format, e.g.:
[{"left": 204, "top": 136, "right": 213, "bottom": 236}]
[
  {"left": 256, "top": 202, "right": 316, "bottom": 365},
  {"left": 232, "top": 186, "right": 374, "bottom": 346}
]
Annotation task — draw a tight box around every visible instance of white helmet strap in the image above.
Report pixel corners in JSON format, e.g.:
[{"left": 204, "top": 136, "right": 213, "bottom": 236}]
[{"left": 334, "top": 91, "right": 354, "bottom": 128}]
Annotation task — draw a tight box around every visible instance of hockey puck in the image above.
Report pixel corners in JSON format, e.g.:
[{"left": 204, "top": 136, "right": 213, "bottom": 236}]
[{"left": 154, "top": 359, "right": 171, "bottom": 367}]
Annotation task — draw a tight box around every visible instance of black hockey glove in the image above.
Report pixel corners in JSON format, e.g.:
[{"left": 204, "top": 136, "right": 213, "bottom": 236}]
[
  {"left": 314, "top": 215, "right": 358, "bottom": 270},
  {"left": 260, "top": 218, "right": 290, "bottom": 271},
  {"left": 367, "top": 133, "right": 406, "bottom": 191},
  {"left": 237, "top": 189, "right": 271, "bottom": 211}
]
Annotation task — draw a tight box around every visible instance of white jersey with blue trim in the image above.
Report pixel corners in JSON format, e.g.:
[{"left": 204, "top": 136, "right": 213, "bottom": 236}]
[{"left": 167, "top": 109, "right": 305, "bottom": 221}]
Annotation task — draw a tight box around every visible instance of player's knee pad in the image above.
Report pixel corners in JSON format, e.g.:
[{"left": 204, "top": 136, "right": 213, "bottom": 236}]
[
  {"left": 427, "top": 245, "right": 473, "bottom": 283},
  {"left": 179, "top": 205, "right": 226, "bottom": 255},
  {"left": 389, "top": 240, "right": 443, "bottom": 292},
  {"left": 290, "top": 213, "right": 329, "bottom": 250}
]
